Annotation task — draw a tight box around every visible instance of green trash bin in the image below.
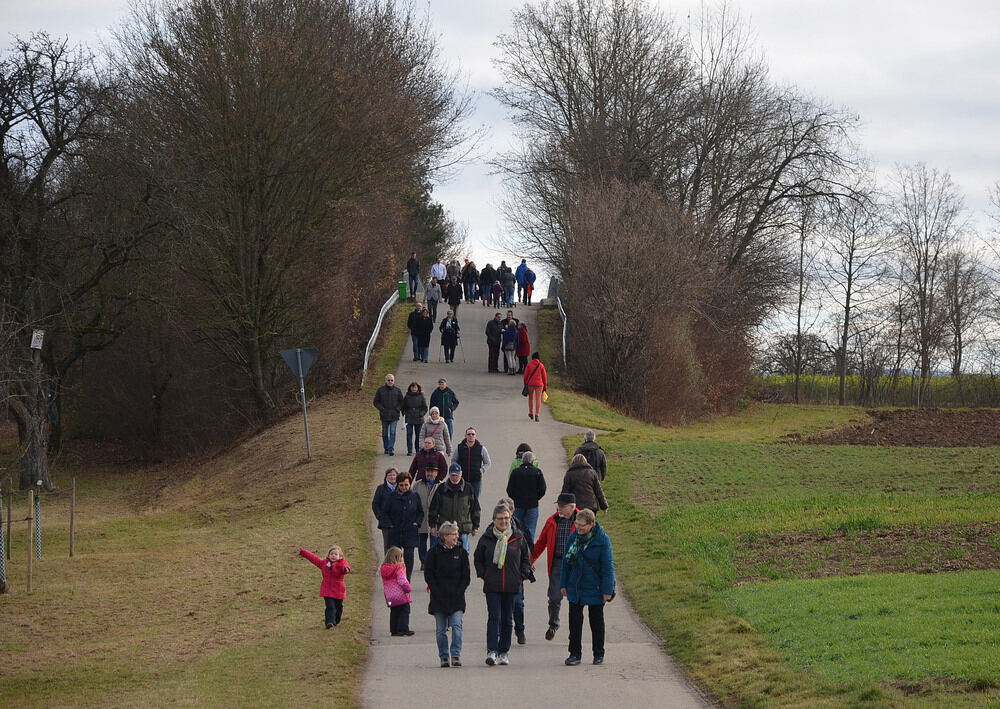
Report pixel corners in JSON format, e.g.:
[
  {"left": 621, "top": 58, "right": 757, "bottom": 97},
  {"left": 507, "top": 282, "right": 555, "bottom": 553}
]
[{"left": 398, "top": 281, "right": 408, "bottom": 300}]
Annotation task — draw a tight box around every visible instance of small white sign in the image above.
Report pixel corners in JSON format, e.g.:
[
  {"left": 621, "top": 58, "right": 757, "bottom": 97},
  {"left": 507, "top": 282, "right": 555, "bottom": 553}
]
[{"left": 30, "top": 330, "right": 45, "bottom": 349}]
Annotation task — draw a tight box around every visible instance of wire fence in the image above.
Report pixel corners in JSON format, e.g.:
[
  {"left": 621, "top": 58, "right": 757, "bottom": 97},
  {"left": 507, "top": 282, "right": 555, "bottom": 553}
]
[{"left": 1, "top": 477, "right": 77, "bottom": 594}]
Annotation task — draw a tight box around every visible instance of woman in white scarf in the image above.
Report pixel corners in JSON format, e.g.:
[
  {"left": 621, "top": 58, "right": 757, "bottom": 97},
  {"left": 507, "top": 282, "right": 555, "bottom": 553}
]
[{"left": 473, "top": 504, "right": 533, "bottom": 667}]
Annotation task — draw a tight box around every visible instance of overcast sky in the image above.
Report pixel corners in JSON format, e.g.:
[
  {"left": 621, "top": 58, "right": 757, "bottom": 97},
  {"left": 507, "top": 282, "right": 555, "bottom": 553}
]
[{"left": 5, "top": 0, "right": 999, "bottom": 284}]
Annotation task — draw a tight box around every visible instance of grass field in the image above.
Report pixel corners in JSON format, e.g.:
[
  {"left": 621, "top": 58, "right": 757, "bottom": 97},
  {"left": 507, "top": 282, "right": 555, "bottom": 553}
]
[
  {"left": 0, "top": 306, "right": 410, "bottom": 708},
  {"left": 538, "top": 308, "right": 1000, "bottom": 708}
]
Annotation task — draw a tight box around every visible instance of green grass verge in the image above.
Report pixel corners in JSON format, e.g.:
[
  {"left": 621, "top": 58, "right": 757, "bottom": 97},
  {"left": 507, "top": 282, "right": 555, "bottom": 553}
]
[{"left": 537, "top": 307, "right": 1000, "bottom": 708}]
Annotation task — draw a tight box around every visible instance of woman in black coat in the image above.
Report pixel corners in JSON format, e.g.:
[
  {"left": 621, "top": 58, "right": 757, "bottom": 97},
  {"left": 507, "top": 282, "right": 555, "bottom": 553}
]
[
  {"left": 439, "top": 309, "right": 461, "bottom": 364},
  {"left": 474, "top": 504, "right": 533, "bottom": 666},
  {"left": 380, "top": 472, "right": 423, "bottom": 581},
  {"left": 415, "top": 308, "right": 434, "bottom": 363},
  {"left": 447, "top": 277, "right": 463, "bottom": 311},
  {"left": 425, "top": 521, "right": 471, "bottom": 666}
]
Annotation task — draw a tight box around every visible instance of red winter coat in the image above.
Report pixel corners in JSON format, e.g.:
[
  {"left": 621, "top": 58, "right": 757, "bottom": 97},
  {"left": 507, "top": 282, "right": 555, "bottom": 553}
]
[
  {"left": 516, "top": 327, "right": 531, "bottom": 357},
  {"left": 300, "top": 549, "right": 351, "bottom": 599},
  {"left": 532, "top": 509, "right": 578, "bottom": 575},
  {"left": 523, "top": 359, "right": 547, "bottom": 388},
  {"left": 381, "top": 562, "right": 413, "bottom": 606}
]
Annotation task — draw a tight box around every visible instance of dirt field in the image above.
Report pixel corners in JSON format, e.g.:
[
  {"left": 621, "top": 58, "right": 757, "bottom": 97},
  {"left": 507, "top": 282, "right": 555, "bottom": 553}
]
[
  {"left": 791, "top": 408, "right": 1000, "bottom": 447},
  {"left": 735, "top": 522, "right": 1000, "bottom": 583}
]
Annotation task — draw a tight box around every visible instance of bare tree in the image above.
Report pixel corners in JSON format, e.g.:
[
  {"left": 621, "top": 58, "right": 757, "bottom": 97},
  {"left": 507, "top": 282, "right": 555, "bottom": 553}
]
[
  {"left": 819, "top": 181, "right": 890, "bottom": 404},
  {"left": 0, "top": 34, "right": 151, "bottom": 489},
  {"left": 941, "top": 247, "right": 989, "bottom": 399},
  {"left": 492, "top": 0, "right": 861, "bottom": 417},
  {"left": 891, "top": 163, "right": 967, "bottom": 401}
]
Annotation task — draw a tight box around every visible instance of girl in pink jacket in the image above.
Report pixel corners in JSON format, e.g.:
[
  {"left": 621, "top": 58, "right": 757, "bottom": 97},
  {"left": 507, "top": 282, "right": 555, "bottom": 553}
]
[
  {"left": 381, "top": 546, "right": 414, "bottom": 636},
  {"left": 299, "top": 545, "right": 352, "bottom": 628}
]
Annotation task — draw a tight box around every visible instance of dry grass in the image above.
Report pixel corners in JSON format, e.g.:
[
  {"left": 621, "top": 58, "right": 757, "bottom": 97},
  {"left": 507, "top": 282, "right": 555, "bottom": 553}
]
[{"left": 0, "top": 306, "right": 409, "bottom": 708}]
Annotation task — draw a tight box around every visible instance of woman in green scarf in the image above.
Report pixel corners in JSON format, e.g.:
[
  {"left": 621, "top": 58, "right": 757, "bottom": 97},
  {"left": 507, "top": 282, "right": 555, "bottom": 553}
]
[
  {"left": 473, "top": 504, "right": 534, "bottom": 667},
  {"left": 559, "top": 508, "right": 615, "bottom": 666}
]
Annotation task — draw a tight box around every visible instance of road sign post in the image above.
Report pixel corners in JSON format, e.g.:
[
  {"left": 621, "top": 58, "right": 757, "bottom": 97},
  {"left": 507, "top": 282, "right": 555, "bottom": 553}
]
[{"left": 280, "top": 348, "right": 317, "bottom": 459}]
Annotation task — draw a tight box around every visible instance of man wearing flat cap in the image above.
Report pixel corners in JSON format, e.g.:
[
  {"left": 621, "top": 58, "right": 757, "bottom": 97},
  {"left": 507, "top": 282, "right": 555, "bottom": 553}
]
[{"left": 532, "top": 492, "right": 579, "bottom": 640}]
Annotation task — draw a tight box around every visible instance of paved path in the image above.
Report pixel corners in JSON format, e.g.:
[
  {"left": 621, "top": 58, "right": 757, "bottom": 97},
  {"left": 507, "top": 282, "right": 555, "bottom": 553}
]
[{"left": 363, "top": 299, "right": 710, "bottom": 708}]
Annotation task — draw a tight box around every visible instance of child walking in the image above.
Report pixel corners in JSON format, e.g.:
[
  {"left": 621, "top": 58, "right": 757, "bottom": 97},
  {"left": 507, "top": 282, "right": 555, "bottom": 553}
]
[
  {"left": 299, "top": 545, "right": 352, "bottom": 628},
  {"left": 381, "top": 546, "right": 414, "bottom": 636}
]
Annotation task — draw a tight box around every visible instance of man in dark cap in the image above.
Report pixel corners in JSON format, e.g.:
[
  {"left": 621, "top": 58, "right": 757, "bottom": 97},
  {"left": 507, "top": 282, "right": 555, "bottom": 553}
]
[
  {"left": 428, "top": 462, "right": 481, "bottom": 552},
  {"left": 532, "top": 492, "right": 579, "bottom": 640}
]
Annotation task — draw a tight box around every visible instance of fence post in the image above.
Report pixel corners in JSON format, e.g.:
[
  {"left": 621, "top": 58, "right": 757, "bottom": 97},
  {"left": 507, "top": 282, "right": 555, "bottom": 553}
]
[
  {"left": 27, "top": 489, "right": 33, "bottom": 593},
  {"left": 34, "top": 485, "right": 41, "bottom": 560},
  {"left": 70, "top": 477, "right": 76, "bottom": 558},
  {"left": 5, "top": 485, "right": 10, "bottom": 561},
  {"left": 0, "top": 491, "right": 6, "bottom": 594}
]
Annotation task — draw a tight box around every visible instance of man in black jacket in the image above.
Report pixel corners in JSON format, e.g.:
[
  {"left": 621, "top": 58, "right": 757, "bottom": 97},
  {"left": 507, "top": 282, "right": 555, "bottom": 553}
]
[
  {"left": 573, "top": 430, "right": 608, "bottom": 480},
  {"left": 373, "top": 373, "right": 404, "bottom": 455},
  {"left": 406, "top": 251, "right": 420, "bottom": 301},
  {"left": 406, "top": 302, "right": 424, "bottom": 361},
  {"left": 485, "top": 312, "right": 504, "bottom": 373}
]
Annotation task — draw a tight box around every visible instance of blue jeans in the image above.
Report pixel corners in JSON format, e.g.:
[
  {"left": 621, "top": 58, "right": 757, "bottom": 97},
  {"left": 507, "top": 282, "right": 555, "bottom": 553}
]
[
  {"left": 381, "top": 420, "right": 397, "bottom": 453},
  {"left": 419, "top": 532, "right": 432, "bottom": 563},
  {"left": 470, "top": 479, "right": 482, "bottom": 499},
  {"left": 405, "top": 424, "right": 419, "bottom": 454},
  {"left": 411, "top": 334, "right": 420, "bottom": 359},
  {"left": 419, "top": 345, "right": 429, "bottom": 362},
  {"left": 484, "top": 592, "right": 515, "bottom": 653},
  {"left": 505, "top": 285, "right": 515, "bottom": 306},
  {"left": 513, "top": 507, "right": 539, "bottom": 543},
  {"left": 435, "top": 611, "right": 464, "bottom": 659},
  {"left": 408, "top": 274, "right": 419, "bottom": 300},
  {"left": 445, "top": 418, "right": 454, "bottom": 439},
  {"left": 460, "top": 533, "right": 470, "bottom": 552}
]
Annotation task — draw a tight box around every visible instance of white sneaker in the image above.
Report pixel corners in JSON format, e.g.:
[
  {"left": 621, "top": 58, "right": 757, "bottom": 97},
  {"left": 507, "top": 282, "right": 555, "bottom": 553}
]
[
  {"left": 485, "top": 651, "right": 497, "bottom": 666},
  {"left": 497, "top": 652, "right": 509, "bottom": 665}
]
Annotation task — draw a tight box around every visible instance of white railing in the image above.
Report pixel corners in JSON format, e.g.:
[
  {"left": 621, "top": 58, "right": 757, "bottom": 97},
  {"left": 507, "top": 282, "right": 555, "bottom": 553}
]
[
  {"left": 556, "top": 293, "right": 568, "bottom": 370},
  {"left": 360, "top": 288, "right": 400, "bottom": 389}
]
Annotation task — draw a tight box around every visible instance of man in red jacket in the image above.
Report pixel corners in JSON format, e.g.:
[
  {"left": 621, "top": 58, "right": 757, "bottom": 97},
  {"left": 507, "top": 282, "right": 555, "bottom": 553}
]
[{"left": 532, "top": 493, "right": 578, "bottom": 640}]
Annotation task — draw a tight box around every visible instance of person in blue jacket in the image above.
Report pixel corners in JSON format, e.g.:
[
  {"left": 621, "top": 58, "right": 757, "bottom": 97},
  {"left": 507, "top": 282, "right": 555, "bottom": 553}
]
[
  {"left": 523, "top": 267, "right": 536, "bottom": 305},
  {"left": 559, "top": 508, "right": 615, "bottom": 666},
  {"left": 515, "top": 259, "right": 528, "bottom": 304}
]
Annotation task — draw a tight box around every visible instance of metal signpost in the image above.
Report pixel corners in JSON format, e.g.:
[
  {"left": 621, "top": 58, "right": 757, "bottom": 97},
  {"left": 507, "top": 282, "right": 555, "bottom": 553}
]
[{"left": 280, "top": 347, "right": 317, "bottom": 458}]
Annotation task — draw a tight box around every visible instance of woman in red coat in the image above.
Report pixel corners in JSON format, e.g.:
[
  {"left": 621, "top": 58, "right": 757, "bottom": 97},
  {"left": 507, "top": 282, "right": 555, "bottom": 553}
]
[
  {"left": 522, "top": 351, "right": 547, "bottom": 422},
  {"left": 515, "top": 323, "right": 531, "bottom": 373}
]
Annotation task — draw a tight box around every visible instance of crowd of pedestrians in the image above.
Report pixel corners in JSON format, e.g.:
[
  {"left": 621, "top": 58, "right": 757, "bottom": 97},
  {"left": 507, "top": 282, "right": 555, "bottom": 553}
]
[
  {"left": 360, "top": 408, "right": 613, "bottom": 668},
  {"left": 303, "top": 253, "right": 612, "bottom": 671},
  {"left": 408, "top": 256, "right": 539, "bottom": 311}
]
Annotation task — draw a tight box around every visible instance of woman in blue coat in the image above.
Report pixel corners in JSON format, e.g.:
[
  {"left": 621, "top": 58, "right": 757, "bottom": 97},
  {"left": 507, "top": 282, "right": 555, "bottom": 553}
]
[
  {"left": 380, "top": 471, "right": 424, "bottom": 582},
  {"left": 559, "top": 508, "right": 615, "bottom": 666}
]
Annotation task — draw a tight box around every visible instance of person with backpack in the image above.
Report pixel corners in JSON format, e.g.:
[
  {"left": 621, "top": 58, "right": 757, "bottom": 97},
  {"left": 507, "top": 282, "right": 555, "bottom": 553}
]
[
  {"left": 573, "top": 429, "right": 608, "bottom": 481},
  {"left": 523, "top": 267, "right": 536, "bottom": 305},
  {"left": 515, "top": 259, "right": 528, "bottom": 304}
]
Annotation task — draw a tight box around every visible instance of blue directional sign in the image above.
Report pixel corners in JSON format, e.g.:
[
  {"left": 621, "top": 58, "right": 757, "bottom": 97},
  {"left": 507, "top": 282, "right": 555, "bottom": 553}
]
[{"left": 280, "top": 348, "right": 317, "bottom": 378}]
